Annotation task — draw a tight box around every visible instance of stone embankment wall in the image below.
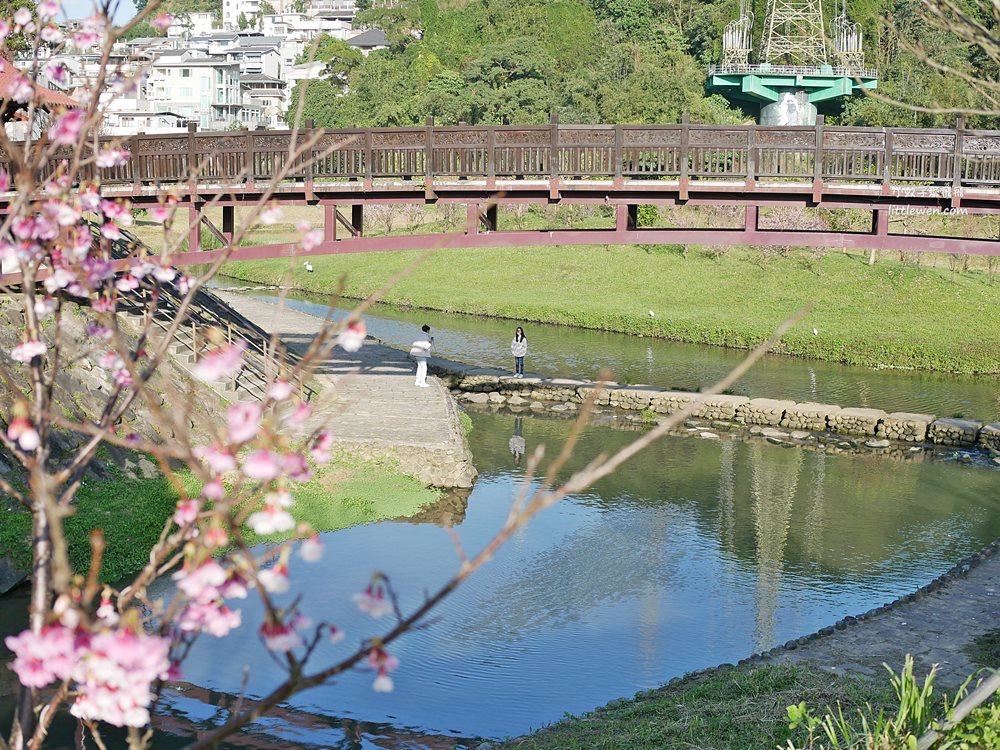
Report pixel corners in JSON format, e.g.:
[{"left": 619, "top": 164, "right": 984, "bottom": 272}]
[{"left": 430, "top": 361, "right": 1000, "bottom": 454}]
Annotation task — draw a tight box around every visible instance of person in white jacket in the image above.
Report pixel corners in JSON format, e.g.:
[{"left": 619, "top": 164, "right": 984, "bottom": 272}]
[
  {"left": 411, "top": 324, "right": 433, "bottom": 387},
  {"left": 510, "top": 326, "right": 527, "bottom": 378}
]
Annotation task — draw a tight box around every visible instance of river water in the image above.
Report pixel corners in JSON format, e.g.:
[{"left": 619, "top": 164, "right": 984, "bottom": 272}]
[
  {"left": 3, "top": 292, "right": 1000, "bottom": 748},
  {"left": 215, "top": 283, "right": 1000, "bottom": 420}
]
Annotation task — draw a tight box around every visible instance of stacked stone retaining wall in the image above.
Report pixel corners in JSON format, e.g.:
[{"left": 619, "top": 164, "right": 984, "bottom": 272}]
[{"left": 430, "top": 360, "right": 1000, "bottom": 454}]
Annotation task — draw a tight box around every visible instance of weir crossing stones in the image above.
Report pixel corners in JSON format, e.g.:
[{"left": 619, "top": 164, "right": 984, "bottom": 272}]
[{"left": 434, "top": 362, "right": 1000, "bottom": 452}]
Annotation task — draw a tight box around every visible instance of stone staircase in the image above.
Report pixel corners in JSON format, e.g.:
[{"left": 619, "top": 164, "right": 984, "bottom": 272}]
[{"left": 109, "top": 229, "right": 316, "bottom": 405}]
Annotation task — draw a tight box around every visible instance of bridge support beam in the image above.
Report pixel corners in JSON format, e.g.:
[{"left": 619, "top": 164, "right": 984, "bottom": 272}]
[
  {"left": 871, "top": 208, "right": 889, "bottom": 237},
  {"left": 616, "top": 204, "right": 638, "bottom": 231},
  {"left": 745, "top": 205, "right": 759, "bottom": 234},
  {"left": 188, "top": 205, "right": 200, "bottom": 252},
  {"left": 351, "top": 205, "right": 363, "bottom": 236},
  {"left": 324, "top": 204, "right": 337, "bottom": 243},
  {"left": 222, "top": 205, "right": 235, "bottom": 242},
  {"left": 483, "top": 203, "right": 498, "bottom": 232},
  {"left": 466, "top": 203, "right": 479, "bottom": 235}
]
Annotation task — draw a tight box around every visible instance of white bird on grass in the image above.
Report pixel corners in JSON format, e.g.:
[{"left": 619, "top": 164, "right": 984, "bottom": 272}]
[
  {"left": 648, "top": 310, "right": 655, "bottom": 318},
  {"left": 303, "top": 261, "right": 314, "bottom": 273},
  {"left": 812, "top": 327, "right": 819, "bottom": 336}
]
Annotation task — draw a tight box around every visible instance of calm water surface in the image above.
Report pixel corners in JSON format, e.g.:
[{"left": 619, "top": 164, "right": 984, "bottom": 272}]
[
  {"left": 5, "top": 413, "right": 981, "bottom": 748},
  {"left": 215, "top": 281, "right": 1000, "bottom": 420}
]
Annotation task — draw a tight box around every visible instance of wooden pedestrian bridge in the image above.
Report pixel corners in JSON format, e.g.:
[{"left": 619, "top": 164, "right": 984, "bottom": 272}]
[{"left": 13, "top": 116, "right": 1000, "bottom": 264}]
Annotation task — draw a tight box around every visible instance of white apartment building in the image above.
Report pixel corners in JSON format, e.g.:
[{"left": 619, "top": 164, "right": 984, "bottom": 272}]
[
  {"left": 167, "top": 12, "right": 217, "bottom": 38},
  {"left": 146, "top": 50, "right": 258, "bottom": 130}
]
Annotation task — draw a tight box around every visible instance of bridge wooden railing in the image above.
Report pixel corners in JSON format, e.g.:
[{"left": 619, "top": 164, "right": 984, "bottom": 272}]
[{"left": 14, "top": 116, "right": 1000, "bottom": 190}]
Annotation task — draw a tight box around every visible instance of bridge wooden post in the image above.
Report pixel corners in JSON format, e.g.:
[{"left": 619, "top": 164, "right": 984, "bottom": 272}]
[
  {"left": 745, "top": 126, "right": 756, "bottom": 190},
  {"left": 186, "top": 122, "right": 198, "bottom": 196},
  {"left": 679, "top": 113, "right": 690, "bottom": 201},
  {"left": 812, "top": 115, "right": 825, "bottom": 204},
  {"left": 466, "top": 203, "right": 479, "bottom": 235},
  {"left": 364, "top": 129, "right": 373, "bottom": 191},
  {"left": 881, "top": 129, "right": 893, "bottom": 195},
  {"left": 222, "top": 205, "right": 234, "bottom": 243},
  {"left": 486, "top": 126, "right": 496, "bottom": 190},
  {"left": 188, "top": 204, "right": 200, "bottom": 252},
  {"left": 324, "top": 204, "right": 337, "bottom": 243},
  {"left": 244, "top": 129, "right": 255, "bottom": 190},
  {"left": 615, "top": 204, "right": 637, "bottom": 232},
  {"left": 549, "top": 112, "right": 560, "bottom": 200},
  {"left": 871, "top": 208, "right": 889, "bottom": 237},
  {"left": 745, "top": 205, "right": 758, "bottom": 235},
  {"left": 351, "top": 204, "right": 363, "bottom": 236},
  {"left": 613, "top": 124, "right": 624, "bottom": 188},
  {"left": 425, "top": 116, "right": 435, "bottom": 200},
  {"left": 303, "top": 119, "right": 315, "bottom": 200},
  {"left": 484, "top": 203, "right": 498, "bottom": 232},
  {"left": 952, "top": 116, "right": 965, "bottom": 208}
]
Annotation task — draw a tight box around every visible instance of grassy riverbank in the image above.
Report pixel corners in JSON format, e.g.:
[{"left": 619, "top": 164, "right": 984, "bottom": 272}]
[
  {"left": 0, "top": 454, "right": 438, "bottom": 583},
  {"left": 220, "top": 244, "right": 1000, "bottom": 374},
  {"left": 501, "top": 663, "right": 895, "bottom": 749}
]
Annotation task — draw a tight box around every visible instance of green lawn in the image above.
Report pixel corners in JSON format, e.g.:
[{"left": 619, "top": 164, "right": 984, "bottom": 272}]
[
  {"left": 220, "top": 244, "right": 1000, "bottom": 374},
  {"left": 500, "top": 663, "right": 895, "bottom": 750},
  {"left": 0, "top": 454, "right": 438, "bottom": 584}
]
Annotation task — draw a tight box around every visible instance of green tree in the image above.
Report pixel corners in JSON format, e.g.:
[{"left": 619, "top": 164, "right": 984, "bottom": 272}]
[
  {"left": 463, "top": 36, "right": 555, "bottom": 124},
  {"left": 297, "top": 34, "right": 365, "bottom": 88},
  {"left": 237, "top": 11, "right": 249, "bottom": 29}
]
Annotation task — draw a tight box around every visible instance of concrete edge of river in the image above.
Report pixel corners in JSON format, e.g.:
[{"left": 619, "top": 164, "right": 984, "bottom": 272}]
[{"left": 427, "top": 358, "right": 1000, "bottom": 458}]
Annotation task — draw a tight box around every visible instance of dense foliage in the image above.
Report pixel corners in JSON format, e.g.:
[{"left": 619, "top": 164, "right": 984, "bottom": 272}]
[{"left": 286, "top": 0, "right": 999, "bottom": 128}]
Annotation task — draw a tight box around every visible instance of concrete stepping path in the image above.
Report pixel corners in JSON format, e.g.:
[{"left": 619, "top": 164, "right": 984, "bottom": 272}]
[{"left": 211, "top": 290, "right": 476, "bottom": 488}]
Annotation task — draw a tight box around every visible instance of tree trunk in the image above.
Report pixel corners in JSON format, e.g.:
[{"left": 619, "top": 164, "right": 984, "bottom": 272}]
[{"left": 867, "top": 248, "right": 876, "bottom": 266}]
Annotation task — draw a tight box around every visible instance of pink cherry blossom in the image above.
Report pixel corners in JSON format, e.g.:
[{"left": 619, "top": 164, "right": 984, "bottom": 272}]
[
  {"left": 50, "top": 110, "right": 84, "bottom": 146},
  {"left": 71, "top": 15, "right": 105, "bottom": 48},
  {"left": 116, "top": 273, "right": 140, "bottom": 292},
  {"left": 311, "top": 430, "right": 335, "bottom": 463},
  {"left": 260, "top": 204, "right": 283, "bottom": 225},
  {"left": 242, "top": 449, "right": 282, "bottom": 482},
  {"left": 267, "top": 379, "right": 293, "bottom": 401},
  {"left": 193, "top": 443, "right": 236, "bottom": 474},
  {"left": 282, "top": 452, "right": 312, "bottom": 482},
  {"left": 100, "top": 222, "right": 121, "bottom": 240},
  {"left": 33, "top": 296, "right": 55, "bottom": 318},
  {"left": 96, "top": 148, "right": 131, "bottom": 169},
  {"left": 226, "top": 402, "right": 262, "bottom": 445},
  {"left": 247, "top": 500, "right": 295, "bottom": 535},
  {"left": 202, "top": 524, "right": 229, "bottom": 549},
  {"left": 366, "top": 647, "right": 400, "bottom": 693},
  {"left": 40, "top": 25, "right": 63, "bottom": 43},
  {"left": 258, "top": 563, "right": 290, "bottom": 594},
  {"left": 373, "top": 672, "right": 394, "bottom": 692},
  {"left": 0, "top": 20, "right": 10, "bottom": 40},
  {"left": 173, "top": 498, "right": 200, "bottom": 526},
  {"left": 201, "top": 478, "right": 225, "bottom": 500},
  {"left": 6, "top": 74, "right": 33, "bottom": 103},
  {"left": 69, "top": 628, "right": 170, "bottom": 728},
  {"left": 12, "top": 8, "right": 32, "bottom": 28},
  {"left": 259, "top": 621, "right": 302, "bottom": 652},
  {"left": 352, "top": 582, "right": 394, "bottom": 619},
  {"left": 192, "top": 342, "right": 246, "bottom": 383},
  {"left": 328, "top": 625, "right": 345, "bottom": 644},
  {"left": 4, "top": 625, "right": 76, "bottom": 688},
  {"left": 96, "top": 594, "right": 119, "bottom": 626},
  {"left": 336, "top": 319, "right": 367, "bottom": 352},
  {"left": 178, "top": 600, "right": 241, "bottom": 638},
  {"left": 7, "top": 417, "right": 42, "bottom": 451},
  {"left": 39, "top": 0, "right": 61, "bottom": 20},
  {"left": 149, "top": 202, "right": 176, "bottom": 223},
  {"left": 174, "top": 560, "right": 227, "bottom": 600},
  {"left": 151, "top": 12, "right": 174, "bottom": 30},
  {"left": 300, "top": 534, "right": 323, "bottom": 562},
  {"left": 11, "top": 340, "right": 47, "bottom": 362},
  {"left": 284, "top": 402, "right": 311, "bottom": 427},
  {"left": 218, "top": 571, "right": 251, "bottom": 599}
]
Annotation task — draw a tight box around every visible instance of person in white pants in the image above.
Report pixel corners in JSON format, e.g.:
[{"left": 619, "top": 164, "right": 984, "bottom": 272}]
[{"left": 410, "top": 324, "right": 433, "bottom": 387}]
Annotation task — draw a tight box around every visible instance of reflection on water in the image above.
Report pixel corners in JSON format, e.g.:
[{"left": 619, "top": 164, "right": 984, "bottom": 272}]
[
  {"left": 215, "top": 281, "right": 1000, "bottom": 419},
  {"left": 3, "top": 412, "right": 1000, "bottom": 748}
]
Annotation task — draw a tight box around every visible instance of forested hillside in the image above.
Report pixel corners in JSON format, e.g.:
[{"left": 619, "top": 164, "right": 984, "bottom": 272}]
[{"left": 289, "top": 0, "right": 998, "bottom": 128}]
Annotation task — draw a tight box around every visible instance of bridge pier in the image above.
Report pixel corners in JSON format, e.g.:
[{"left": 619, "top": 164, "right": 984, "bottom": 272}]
[
  {"left": 615, "top": 204, "right": 638, "bottom": 231},
  {"left": 222, "top": 205, "right": 235, "bottom": 242},
  {"left": 188, "top": 205, "right": 200, "bottom": 252},
  {"left": 351, "top": 204, "right": 364, "bottom": 236}
]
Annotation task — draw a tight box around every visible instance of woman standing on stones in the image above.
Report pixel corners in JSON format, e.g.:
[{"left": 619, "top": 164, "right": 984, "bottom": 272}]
[{"left": 510, "top": 326, "right": 527, "bottom": 378}]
